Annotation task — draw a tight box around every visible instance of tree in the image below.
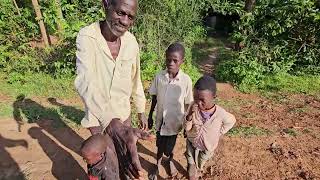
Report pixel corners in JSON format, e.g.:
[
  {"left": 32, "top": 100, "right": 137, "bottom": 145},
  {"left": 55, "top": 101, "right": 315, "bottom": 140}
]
[
  {"left": 244, "top": 0, "right": 256, "bottom": 12},
  {"left": 235, "top": 0, "right": 256, "bottom": 50},
  {"left": 53, "top": 0, "right": 64, "bottom": 36},
  {"left": 12, "top": 0, "right": 21, "bottom": 16},
  {"left": 31, "top": 0, "right": 50, "bottom": 46}
]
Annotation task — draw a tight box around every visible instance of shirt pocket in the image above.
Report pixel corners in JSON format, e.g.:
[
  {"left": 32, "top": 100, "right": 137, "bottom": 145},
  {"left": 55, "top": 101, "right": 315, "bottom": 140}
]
[{"left": 119, "top": 59, "right": 133, "bottom": 79}]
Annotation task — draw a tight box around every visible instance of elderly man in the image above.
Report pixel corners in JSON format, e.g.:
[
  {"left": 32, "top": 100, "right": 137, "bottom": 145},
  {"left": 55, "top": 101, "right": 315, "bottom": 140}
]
[{"left": 75, "top": 0, "right": 150, "bottom": 179}]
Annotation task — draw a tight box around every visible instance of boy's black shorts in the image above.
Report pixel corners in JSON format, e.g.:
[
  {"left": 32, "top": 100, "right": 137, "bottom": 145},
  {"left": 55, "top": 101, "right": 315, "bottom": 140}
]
[{"left": 156, "top": 131, "right": 177, "bottom": 157}]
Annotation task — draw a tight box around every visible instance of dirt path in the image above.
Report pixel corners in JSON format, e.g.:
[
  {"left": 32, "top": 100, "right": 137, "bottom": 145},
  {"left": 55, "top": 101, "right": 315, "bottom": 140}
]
[
  {"left": 1, "top": 38, "right": 320, "bottom": 179},
  {"left": 1, "top": 83, "right": 319, "bottom": 179}
]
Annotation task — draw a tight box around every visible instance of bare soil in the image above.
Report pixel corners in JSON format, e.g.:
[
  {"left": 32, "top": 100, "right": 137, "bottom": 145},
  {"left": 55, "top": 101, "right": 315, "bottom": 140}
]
[
  {"left": 1, "top": 38, "right": 319, "bottom": 179},
  {"left": 1, "top": 83, "right": 319, "bottom": 180}
]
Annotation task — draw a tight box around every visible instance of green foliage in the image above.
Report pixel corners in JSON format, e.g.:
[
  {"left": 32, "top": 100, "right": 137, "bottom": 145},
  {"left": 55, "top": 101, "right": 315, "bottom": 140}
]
[
  {"left": 217, "top": 0, "right": 320, "bottom": 92},
  {"left": 217, "top": 46, "right": 266, "bottom": 92},
  {"left": 0, "top": 72, "right": 76, "bottom": 98},
  {"left": 0, "top": 102, "right": 13, "bottom": 118},
  {"left": 134, "top": 0, "right": 206, "bottom": 81},
  {"left": 205, "top": 0, "right": 244, "bottom": 15},
  {"left": 1, "top": 0, "right": 319, "bottom": 94},
  {"left": 0, "top": 0, "right": 104, "bottom": 77},
  {"left": 1, "top": 0, "right": 205, "bottom": 83},
  {"left": 283, "top": 128, "right": 298, "bottom": 137},
  {"left": 259, "top": 73, "right": 320, "bottom": 95},
  {"left": 227, "top": 125, "right": 272, "bottom": 137}
]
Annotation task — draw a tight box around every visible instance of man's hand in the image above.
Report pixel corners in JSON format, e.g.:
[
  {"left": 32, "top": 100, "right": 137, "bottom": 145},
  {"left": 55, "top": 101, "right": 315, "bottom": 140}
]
[
  {"left": 88, "top": 126, "right": 102, "bottom": 135},
  {"left": 105, "top": 119, "right": 154, "bottom": 179},
  {"left": 147, "top": 113, "right": 153, "bottom": 130},
  {"left": 138, "top": 113, "right": 148, "bottom": 131}
]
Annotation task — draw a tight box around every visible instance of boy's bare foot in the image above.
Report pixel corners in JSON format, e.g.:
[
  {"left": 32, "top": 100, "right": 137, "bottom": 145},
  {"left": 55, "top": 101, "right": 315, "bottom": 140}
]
[{"left": 148, "top": 165, "right": 159, "bottom": 180}]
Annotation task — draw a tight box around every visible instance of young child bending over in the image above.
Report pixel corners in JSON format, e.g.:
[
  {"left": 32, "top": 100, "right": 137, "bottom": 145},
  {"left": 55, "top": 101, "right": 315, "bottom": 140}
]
[
  {"left": 81, "top": 134, "right": 119, "bottom": 180},
  {"left": 184, "top": 76, "right": 236, "bottom": 180}
]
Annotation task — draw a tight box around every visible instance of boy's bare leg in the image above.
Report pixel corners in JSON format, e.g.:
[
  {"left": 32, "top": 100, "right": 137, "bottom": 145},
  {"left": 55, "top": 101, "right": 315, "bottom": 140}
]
[
  {"left": 149, "top": 149, "right": 163, "bottom": 180},
  {"left": 185, "top": 140, "right": 198, "bottom": 180}
]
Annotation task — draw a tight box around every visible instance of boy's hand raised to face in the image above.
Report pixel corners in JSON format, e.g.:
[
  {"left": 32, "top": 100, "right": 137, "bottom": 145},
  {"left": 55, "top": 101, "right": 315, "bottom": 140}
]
[
  {"left": 105, "top": 119, "right": 154, "bottom": 179},
  {"left": 187, "top": 103, "right": 198, "bottom": 121}
]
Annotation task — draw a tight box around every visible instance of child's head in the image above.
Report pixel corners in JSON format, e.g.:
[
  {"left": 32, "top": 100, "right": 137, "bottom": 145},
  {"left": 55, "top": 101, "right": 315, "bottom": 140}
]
[
  {"left": 194, "top": 76, "right": 217, "bottom": 111},
  {"left": 165, "top": 42, "right": 185, "bottom": 74},
  {"left": 81, "top": 134, "right": 107, "bottom": 165}
]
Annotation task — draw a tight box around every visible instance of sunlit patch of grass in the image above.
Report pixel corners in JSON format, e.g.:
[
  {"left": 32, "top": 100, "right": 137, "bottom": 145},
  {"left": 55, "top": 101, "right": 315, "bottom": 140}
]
[{"left": 227, "top": 126, "right": 272, "bottom": 137}]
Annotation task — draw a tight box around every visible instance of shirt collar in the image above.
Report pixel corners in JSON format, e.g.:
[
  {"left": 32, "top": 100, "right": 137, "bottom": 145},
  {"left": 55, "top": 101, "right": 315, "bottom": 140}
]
[
  {"left": 93, "top": 22, "right": 127, "bottom": 61},
  {"left": 163, "top": 69, "right": 182, "bottom": 81}
]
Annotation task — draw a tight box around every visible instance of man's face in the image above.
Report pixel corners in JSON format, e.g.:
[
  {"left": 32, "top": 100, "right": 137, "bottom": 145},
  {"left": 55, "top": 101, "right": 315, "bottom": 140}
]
[
  {"left": 165, "top": 51, "right": 183, "bottom": 75},
  {"left": 105, "top": 0, "right": 138, "bottom": 37}
]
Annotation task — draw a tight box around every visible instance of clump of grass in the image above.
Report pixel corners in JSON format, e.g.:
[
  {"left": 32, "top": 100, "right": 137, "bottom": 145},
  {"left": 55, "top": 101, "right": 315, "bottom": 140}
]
[
  {"left": 0, "top": 102, "right": 13, "bottom": 118},
  {"left": 283, "top": 128, "right": 298, "bottom": 137},
  {"left": 259, "top": 74, "right": 320, "bottom": 97},
  {"left": 227, "top": 126, "right": 271, "bottom": 137},
  {"left": 302, "top": 128, "right": 311, "bottom": 134},
  {"left": 0, "top": 72, "right": 77, "bottom": 99}
]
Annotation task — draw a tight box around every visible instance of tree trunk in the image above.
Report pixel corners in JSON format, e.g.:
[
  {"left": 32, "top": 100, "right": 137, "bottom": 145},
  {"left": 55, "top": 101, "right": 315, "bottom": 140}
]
[
  {"left": 31, "top": 0, "right": 50, "bottom": 47},
  {"left": 53, "top": 0, "right": 64, "bottom": 35},
  {"left": 244, "top": 0, "right": 256, "bottom": 12},
  {"left": 234, "top": 0, "right": 256, "bottom": 50},
  {"left": 12, "top": 0, "right": 21, "bottom": 16}
]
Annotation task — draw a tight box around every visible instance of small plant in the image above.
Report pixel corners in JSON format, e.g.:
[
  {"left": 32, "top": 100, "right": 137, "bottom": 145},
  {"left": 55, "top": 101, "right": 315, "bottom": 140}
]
[
  {"left": 227, "top": 125, "right": 271, "bottom": 137},
  {"left": 283, "top": 128, "right": 298, "bottom": 137},
  {"left": 302, "top": 128, "right": 311, "bottom": 134}
]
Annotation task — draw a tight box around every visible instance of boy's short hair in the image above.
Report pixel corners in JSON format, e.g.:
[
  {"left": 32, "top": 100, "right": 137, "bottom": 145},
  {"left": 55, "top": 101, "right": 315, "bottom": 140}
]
[
  {"left": 81, "top": 134, "right": 107, "bottom": 155},
  {"left": 194, "top": 75, "right": 217, "bottom": 95},
  {"left": 165, "top": 42, "right": 185, "bottom": 58}
]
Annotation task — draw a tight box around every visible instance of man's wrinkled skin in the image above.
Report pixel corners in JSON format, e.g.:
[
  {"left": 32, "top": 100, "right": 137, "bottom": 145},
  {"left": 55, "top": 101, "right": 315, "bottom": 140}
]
[{"left": 105, "top": 119, "right": 153, "bottom": 179}]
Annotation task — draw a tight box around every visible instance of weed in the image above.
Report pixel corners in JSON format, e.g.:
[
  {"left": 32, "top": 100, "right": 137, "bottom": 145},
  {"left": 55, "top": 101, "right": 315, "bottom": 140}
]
[
  {"left": 0, "top": 102, "right": 13, "bottom": 118},
  {"left": 0, "top": 72, "right": 77, "bottom": 99},
  {"left": 259, "top": 74, "right": 320, "bottom": 96},
  {"left": 283, "top": 128, "right": 298, "bottom": 137},
  {"left": 302, "top": 128, "right": 311, "bottom": 134},
  {"left": 227, "top": 126, "right": 271, "bottom": 137}
]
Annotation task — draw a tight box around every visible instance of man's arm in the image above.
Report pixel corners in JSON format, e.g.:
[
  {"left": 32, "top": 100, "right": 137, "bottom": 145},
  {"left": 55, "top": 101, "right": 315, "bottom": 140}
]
[
  {"left": 105, "top": 119, "right": 154, "bottom": 179},
  {"left": 75, "top": 34, "right": 112, "bottom": 133},
  {"left": 148, "top": 95, "right": 157, "bottom": 129}
]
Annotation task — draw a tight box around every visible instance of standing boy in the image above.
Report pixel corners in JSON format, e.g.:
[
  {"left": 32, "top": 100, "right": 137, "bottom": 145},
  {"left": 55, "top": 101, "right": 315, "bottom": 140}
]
[
  {"left": 148, "top": 42, "right": 193, "bottom": 179},
  {"left": 184, "top": 76, "right": 236, "bottom": 180}
]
